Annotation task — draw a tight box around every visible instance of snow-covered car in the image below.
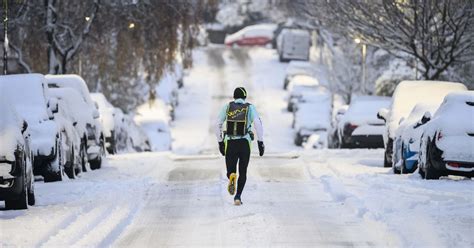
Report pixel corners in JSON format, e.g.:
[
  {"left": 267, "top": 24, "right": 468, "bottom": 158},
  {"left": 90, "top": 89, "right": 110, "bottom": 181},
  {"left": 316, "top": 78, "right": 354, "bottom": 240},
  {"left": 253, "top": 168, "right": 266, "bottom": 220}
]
[
  {"left": 287, "top": 75, "right": 319, "bottom": 112},
  {"left": 418, "top": 91, "right": 474, "bottom": 179},
  {"left": 91, "top": 93, "right": 117, "bottom": 154},
  {"left": 113, "top": 107, "right": 129, "bottom": 152},
  {"left": 225, "top": 24, "right": 277, "bottom": 47},
  {"left": 134, "top": 100, "right": 171, "bottom": 151},
  {"left": 0, "top": 95, "right": 35, "bottom": 209},
  {"left": 377, "top": 80, "right": 467, "bottom": 167},
  {"left": 49, "top": 94, "right": 83, "bottom": 179},
  {"left": 277, "top": 28, "right": 311, "bottom": 62},
  {"left": 0, "top": 74, "right": 63, "bottom": 182},
  {"left": 392, "top": 103, "right": 443, "bottom": 174},
  {"left": 283, "top": 61, "right": 315, "bottom": 90},
  {"left": 292, "top": 89, "right": 332, "bottom": 147},
  {"left": 124, "top": 115, "right": 151, "bottom": 152},
  {"left": 336, "top": 96, "right": 390, "bottom": 148},
  {"left": 46, "top": 74, "right": 105, "bottom": 170}
]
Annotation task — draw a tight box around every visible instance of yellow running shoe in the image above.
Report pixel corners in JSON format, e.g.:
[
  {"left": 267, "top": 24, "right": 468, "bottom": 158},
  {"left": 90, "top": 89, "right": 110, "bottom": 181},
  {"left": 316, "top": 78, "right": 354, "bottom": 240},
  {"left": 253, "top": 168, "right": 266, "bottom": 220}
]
[
  {"left": 228, "top": 173, "right": 237, "bottom": 195},
  {"left": 234, "top": 198, "right": 242, "bottom": 206}
]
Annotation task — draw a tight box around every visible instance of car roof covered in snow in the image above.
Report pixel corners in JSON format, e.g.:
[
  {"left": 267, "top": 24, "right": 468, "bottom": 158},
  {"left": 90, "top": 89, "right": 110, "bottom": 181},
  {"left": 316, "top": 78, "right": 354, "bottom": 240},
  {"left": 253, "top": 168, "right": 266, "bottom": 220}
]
[
  {"left": 388, "top": 80, "right": 467, "bottom": 135},
  {"left": 49, "top": 87, "right": 94, "bottom": 124},
  {"left": 226, "top": 23, "right": 277, "bottom": 42},
  {"left": 45, "top": 74, "right": 95, "bottom": 107},
  {"left": 340, "top": 95, "right": 391, "bottom": 126},
  {"left": 0, "top": 73, "right": 49, "bottom": 122}
]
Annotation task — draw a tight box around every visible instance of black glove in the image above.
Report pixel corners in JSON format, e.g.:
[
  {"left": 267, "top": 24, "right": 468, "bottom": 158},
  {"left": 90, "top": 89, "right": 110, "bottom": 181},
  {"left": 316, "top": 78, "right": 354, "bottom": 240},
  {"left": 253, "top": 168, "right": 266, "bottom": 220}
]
[
  {"left": 258, "top": 141, "right": 265, "bottom": 156},
  {"left": 219, "top": 141, "right": 225, "bottom": 156}
]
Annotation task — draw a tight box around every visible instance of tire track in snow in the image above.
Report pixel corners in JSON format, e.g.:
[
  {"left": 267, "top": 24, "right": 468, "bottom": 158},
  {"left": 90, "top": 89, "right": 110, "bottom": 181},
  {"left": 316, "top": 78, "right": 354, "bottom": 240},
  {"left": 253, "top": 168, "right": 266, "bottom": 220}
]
[
  {"left": 36, "top": 204, "right": 97, "bottom": 247},
  {"left": 308, "top": 161, "right": 402, "bottom": 247},
  {"left": 41, "top": 205, "right": 110, "bottom": 246}
]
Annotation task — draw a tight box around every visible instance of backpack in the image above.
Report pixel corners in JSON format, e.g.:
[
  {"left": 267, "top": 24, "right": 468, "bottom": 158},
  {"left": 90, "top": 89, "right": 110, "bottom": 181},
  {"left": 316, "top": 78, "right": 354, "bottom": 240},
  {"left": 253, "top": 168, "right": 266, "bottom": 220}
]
[{"left": 226, "top": 101, "right": 250, "bottom": 136}]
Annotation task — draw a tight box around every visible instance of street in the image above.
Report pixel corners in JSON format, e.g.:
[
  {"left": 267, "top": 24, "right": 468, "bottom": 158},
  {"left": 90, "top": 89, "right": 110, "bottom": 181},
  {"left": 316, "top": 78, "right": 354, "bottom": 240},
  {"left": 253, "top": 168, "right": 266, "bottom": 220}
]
[{"left": 1, "top": 47, "right": 472, "bottom": 247}]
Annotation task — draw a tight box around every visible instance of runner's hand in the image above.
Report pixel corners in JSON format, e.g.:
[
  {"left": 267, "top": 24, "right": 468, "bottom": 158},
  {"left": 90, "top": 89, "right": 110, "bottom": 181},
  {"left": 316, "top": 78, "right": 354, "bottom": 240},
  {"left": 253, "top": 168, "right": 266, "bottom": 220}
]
[
  {"left": 219, "top": 142, "right": 225, "bottom": 156},
  {"left": 258, "top": 141, "right": 265, "bottom": 156}
]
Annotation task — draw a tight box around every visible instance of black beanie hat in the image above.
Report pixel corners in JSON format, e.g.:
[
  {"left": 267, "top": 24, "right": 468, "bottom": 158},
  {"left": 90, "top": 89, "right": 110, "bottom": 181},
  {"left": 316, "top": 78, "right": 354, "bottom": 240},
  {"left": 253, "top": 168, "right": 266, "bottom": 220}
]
[{"left": 233, "top": 87, "right": 247, "bottom": 99}]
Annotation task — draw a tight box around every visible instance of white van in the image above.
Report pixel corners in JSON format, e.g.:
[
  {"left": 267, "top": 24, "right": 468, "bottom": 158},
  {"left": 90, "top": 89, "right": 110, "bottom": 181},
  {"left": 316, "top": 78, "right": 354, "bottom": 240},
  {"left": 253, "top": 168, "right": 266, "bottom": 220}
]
[{"left": 277, "top": 29, "right": 311, "bottom": 62}]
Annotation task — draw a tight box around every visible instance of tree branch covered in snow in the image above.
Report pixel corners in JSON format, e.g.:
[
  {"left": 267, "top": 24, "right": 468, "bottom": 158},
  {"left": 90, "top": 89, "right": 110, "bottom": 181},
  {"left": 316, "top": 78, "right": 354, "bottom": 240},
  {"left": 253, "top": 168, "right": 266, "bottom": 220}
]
[{"left": 288, "top": 0, "right": 474, "bottom": 80}]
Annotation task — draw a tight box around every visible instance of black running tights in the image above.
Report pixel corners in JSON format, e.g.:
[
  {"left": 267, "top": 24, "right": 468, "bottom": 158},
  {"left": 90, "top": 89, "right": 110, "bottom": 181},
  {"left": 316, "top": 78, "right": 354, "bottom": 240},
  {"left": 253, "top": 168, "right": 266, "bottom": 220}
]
[{"left": 225, "top": 139, "right": 251, "bottom": 197}]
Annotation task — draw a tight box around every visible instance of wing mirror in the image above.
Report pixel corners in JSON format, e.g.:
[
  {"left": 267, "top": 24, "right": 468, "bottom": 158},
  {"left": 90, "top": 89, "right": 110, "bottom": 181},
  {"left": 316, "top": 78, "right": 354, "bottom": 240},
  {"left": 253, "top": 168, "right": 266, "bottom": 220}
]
[
  {"left": 414, "top": 111, "right": 431, "bottom": 128},
  {"left": 21, "top": 121, "right": 28, "bottom": 134},
  {"left": 398, "top": 117, "right": 406, "bottom": 125},
  {"left": 48, "top": 98, "right": 59, "bottom": 114},
  {"left": 377, "top": 108, "right": 389, "bottom": 122},
  {"left": 47, "top": 108, "right": 55, "bottom": 120},
  {"left": 421, "top": 111, "right": 431, "bottom": 124},
  {"left": 73, "top": 121, "right": 78, "bottom": 126}
]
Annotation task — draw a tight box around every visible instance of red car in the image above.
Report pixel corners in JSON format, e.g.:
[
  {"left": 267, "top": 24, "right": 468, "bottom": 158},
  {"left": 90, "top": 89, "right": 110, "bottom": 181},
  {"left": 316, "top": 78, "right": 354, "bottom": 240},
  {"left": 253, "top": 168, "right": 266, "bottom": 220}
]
[{"left": 225, "top": 24, "right": 277, "bottom": 47}]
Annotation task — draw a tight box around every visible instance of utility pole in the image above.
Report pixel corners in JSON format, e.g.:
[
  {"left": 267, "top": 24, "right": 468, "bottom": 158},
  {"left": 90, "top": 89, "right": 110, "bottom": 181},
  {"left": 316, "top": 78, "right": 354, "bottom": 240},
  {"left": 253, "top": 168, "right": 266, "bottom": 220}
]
[
  {"left": 3, "top": 0, "right": 8, "bottom": 75},
  {"left": 354, "top": 38, "right": 367, "bottom": 94}
]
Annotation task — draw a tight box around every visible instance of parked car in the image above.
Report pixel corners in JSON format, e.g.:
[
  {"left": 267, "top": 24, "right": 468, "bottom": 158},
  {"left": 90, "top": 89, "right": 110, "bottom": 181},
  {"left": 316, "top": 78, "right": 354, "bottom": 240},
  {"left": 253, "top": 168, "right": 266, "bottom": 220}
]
[
  {"left": 124, "top": 115, "right": 151, "bottom": 152},
  {"left": 292, "top": 89, "right": 332, "bottom": 147},
  {"left": 91, "top": 93, "right": 117, "bottom": 154},
  {"left": 392, "top": 103, "right": 444, "bottom": 174},
  {"left": 286, "top": 75, "right": 319, "bottom": 112},
  {"left": 225, "top": 24, "right": 277, "bottom": 47},
  {"left": 46, "top": 75, "right": 105, "bottom": 170},
  {"left": 277, "top": 28, "right": 311, "bottom": 62},
  {"left": 113, "top": 107, "right": 129, "bottom": 152},
  {"left": 377, "top": 81, "right": 467, "bottom": 167},
  {"left": 336, "top": 96, "right": 390, "bottom": 148},
  {"left": 0, "top": 95, "right": 35, "bottom": 209},
  {"left": 134, "top": 99, "right": 171, "bottom": 151},
  {"left": 50, "top": 89, "right": 85, "bottom": 178},
  {"left": 0, "top": 74, "right": 63, "bottom": 182},
  {"left": 418, "top": 91, "right": 474, "bottom": 179},
  {"left": 283, "top": 61, "right": 316, "bottom": 90}
]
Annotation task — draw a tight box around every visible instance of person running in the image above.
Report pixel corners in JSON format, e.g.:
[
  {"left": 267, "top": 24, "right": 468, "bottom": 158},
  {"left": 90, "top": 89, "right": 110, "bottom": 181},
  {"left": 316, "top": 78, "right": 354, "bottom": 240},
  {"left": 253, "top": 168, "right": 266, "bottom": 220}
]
[{"left": 215, "top": 87, "right": 265, "bottom": 205}]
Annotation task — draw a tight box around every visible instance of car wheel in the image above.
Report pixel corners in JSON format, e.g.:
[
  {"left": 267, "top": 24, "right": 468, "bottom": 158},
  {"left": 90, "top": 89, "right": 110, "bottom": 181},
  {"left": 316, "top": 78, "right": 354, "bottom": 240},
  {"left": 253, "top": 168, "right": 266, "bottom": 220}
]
[
  {"left": 43, "top": 146, "right": 63, "bottom": 183},
  {"left": 294, "top": 133, "right": 303, "bottom": 146},
  {"left": 383, "top": 150, "right": 392, "bottom": 168},
  {"left": 393, "top": 153, "right": 401, "bottom": 174},
  {"left": 424, "top": 138, "right": 441, "bottom": 180},
  {"left": 80, "top": 140, "right": 88, "bottom": 172},
  {"left": 65, "top": 147, "right": 76, "bottom": 179},
  {"left": 90, "top": 138, "right": 105, "bottom": 170},
  {"left": 5, "top": 153, "right": 28, "bottom": 210}
]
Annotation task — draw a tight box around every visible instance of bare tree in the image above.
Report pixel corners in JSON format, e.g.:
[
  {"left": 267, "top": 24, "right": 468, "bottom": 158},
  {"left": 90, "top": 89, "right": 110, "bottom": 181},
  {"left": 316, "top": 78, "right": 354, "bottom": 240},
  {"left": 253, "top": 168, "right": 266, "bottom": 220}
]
[
  {"left": 44, "top": 0, "right": 100, "bottom": 74},
  {"left": 288, "top": 0, "right": 474, "bottom": 80}
]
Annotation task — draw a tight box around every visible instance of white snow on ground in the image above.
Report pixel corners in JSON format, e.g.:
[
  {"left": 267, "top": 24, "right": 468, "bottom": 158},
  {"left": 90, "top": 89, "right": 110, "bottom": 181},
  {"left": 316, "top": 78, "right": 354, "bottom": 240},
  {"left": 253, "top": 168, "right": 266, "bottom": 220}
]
[{"left": 1, "top": 47, "right": 472, "bottom": 247}]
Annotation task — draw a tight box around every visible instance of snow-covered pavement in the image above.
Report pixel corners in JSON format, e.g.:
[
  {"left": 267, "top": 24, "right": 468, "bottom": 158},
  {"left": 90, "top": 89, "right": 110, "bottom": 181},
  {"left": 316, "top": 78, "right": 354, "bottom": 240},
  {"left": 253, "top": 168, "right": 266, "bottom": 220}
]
[{"left": 1, "top": 47, "right": 472, "bottom": 247}]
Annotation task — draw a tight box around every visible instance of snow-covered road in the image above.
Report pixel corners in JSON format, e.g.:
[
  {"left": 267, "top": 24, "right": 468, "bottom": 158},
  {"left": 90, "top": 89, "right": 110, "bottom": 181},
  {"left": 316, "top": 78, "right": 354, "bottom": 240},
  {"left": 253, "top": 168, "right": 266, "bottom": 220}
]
[{"left": 1, "top": 47, "right": 472, "bottom": 247}]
